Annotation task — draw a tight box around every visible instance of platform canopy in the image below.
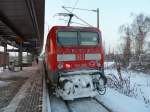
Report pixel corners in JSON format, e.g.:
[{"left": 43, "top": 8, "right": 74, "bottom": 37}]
[{"left": 0, "top": 0, "right": 45, "bottom": 54}]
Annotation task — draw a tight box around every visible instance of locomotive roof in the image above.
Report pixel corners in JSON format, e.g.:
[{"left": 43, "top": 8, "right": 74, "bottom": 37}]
[{"left": 50, "top": 26, "right": 101, "bottom": 32}]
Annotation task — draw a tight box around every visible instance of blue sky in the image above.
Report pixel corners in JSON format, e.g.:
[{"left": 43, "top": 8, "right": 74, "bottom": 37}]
[{"left": 44, "top": 0, "right": 150, "bottom": 53}]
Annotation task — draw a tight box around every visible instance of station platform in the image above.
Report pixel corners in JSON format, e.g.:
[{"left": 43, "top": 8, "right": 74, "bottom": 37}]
[{"left": 0, "top": 63, "right": 44, "bottom": 112}]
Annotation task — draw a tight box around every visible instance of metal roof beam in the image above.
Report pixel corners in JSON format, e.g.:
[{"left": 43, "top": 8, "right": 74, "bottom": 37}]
[
  {"left": 25, "top": 0, "right": 41, "bottom": 47},
  {"left": 0, "top": 13, "right": 24, "bottom": 43}
]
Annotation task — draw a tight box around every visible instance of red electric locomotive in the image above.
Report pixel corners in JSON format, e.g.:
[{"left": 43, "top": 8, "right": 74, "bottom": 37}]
[{"left": 45, "top": 26, "right": 107, "bottom": 100}]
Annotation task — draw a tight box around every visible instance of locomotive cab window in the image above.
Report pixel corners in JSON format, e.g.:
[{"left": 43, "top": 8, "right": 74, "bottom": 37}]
[
  {"left": 80, "top": 32, "right": 99, "bottom": 46},
  {"left": 57, "top": 31, "right": 100, "bottom": 46},
  {"left": 57, "top": 31, "right": 78, "bottom": 46}
]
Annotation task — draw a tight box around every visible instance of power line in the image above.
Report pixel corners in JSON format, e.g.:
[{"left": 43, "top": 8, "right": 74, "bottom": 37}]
[
  {"left": 62, "top": 6, "right": 94, "bottom": 27},
  {"left": 54, "top": 13, "right": 74, "bottom": 26},
  {"left": 59, "top": 18, "right": 87, "bottom": 26},
  {"left": 64, "top": 6, "right": 97, "bottom": 12},
  {"left": 62, "top": 6, "right": 99, "bottom": 28},
  {"left": 54, "top": 13, "right": 71, "bottom": 17},
  {"left": 71, "top": 0, "right": 79, "bottom": 12}
]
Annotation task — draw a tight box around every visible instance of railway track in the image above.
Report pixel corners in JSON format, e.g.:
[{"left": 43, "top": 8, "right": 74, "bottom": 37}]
[
  {"left": 93, "top": 97, "right": 112, "bottom": 112},
  {"left": 65, "top": 98, "right": 111, "bottom": 112},
  {"left": 64, "top": 100, "right": 73, "bottom": 112},
  {"left": 48, "top": 94, "right": 111, "bottom": 112},
  {"left": 46, "top": 83, "right": 111, "bottom": 112}
]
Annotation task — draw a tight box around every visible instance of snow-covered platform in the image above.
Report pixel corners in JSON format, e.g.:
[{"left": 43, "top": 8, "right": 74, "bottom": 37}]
[{"left": 0, "top": 64, "right": 43, "bottom": 112}]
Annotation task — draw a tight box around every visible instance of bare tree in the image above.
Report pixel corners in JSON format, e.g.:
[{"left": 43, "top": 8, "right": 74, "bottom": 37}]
[
  {"left": 131, "top": 14, "right": 150, "bottom": 57},
  {"left": 119, "top": 24, "right": 132, "bottom": 66}
]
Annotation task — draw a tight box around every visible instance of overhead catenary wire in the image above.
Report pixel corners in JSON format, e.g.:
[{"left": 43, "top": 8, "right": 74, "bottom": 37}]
[
  {"left": 62, "top": 6, "right": 99, "bottom": 28},
  {"left": 64, "top": 6, "right": 97, "bottom": 12},
  {"left": 54, "top": 13, "right": 74, "bottom": 26},
  {"left": 62, "top": 6, "right": 94, "bottom": 27},
  {"left": 59, "top": 18, "right": 88, "bottom": 26},
  {"left": 71, "top": 0, "right": 79, "bottom": 12}
]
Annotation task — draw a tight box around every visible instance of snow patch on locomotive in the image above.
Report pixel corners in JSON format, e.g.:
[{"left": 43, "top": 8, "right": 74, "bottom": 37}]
[{"left": 55, "top": 70, "right": 107, "bottom": 100}]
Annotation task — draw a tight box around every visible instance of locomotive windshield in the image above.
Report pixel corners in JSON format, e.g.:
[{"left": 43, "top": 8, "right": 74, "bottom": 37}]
[
  {"left": 80, "top": 32, "right": 99, "bottom": 45},
  {"left": 57, "top": 31, "right": 99, "bottom": 46},
  {"left": 57, "top": 31, "right": 78, "bottom": 46}
]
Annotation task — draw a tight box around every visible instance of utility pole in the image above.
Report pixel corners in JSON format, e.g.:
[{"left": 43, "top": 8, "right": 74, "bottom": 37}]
[
  {"left": 4, "top": 43, "right": 7, "bottom": 70},
  {"left": 19, "top": 42, "right": 23, "bottom": 70},
  {"left": 97, "top": 8, "right": 99, "bottom": 29}
]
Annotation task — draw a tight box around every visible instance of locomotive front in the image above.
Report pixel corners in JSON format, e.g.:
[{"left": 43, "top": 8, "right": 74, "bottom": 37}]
[{"left": 46, "top": 26, "right": 107, "bottom": 100}]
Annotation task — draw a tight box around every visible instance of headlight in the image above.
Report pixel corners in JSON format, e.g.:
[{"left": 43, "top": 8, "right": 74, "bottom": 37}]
[
  {"left": 58, "top": 63, "right": 63, "bottom": 69},
  {"left": 65, "top": 63, "right": 71, "bottom": 69}
]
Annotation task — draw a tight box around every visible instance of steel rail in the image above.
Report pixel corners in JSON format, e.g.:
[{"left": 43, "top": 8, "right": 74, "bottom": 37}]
[
  {"left": 93, "top": 97, "right": 112, "bottom": 112},
  {"left": 64, "top": 100, "right": 72, "bottom": 112}
]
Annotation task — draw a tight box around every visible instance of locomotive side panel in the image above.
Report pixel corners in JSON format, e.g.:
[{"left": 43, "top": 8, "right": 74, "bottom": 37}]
[{"left": 45, "top": 27, "right": 58, "bottom": 82}]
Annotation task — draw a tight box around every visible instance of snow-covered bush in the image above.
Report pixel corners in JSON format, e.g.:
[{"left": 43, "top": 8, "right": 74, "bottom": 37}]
[
  {"left": 106, "top": 60, "right": 137, "bottom": 97},
  {"left": 105, "top": 62, "right": 150, "bottom": 105},
  {"left": 106, "top": 72, "right": 135, "bottom": 97}
]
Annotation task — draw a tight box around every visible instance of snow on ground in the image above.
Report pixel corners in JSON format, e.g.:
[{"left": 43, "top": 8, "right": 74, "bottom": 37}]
[
  {"left": 0, "top": 67, "right": 37, "bottom": 79},
  {"left": 0, "top": 67, "right": 11, "bottom": 87},
  {"left": 96, "top": 88, "right": 150, "bottom": 112},
  {"left": 0, "top": 81, "right": 10, "bottom": 87},
  {"left": 1, "top": 62, "right": 149, "bottom": 112},
  {"left": 104, "top": 61, "right": 150, "bottom": 111},
  {"left": 0, "top": 64, "right": 42, "bottom": 112},
  {"left": 68, "top": 98, "right": 108, "bottom": 112},
  {"left": 105, "top": 69, "right": 150, "bottom": 87},
  {"left": 104, "top": 62, "right": 115, "bottom": 68},
  {"left": 105, "top": 68, "right": 150, "bottom": 105},
  {"left": 3, "top": 77, "right": 32, "bottom": 112},
  {"left": 50, "top": 95, "right": 69, "bottom": 112}
]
